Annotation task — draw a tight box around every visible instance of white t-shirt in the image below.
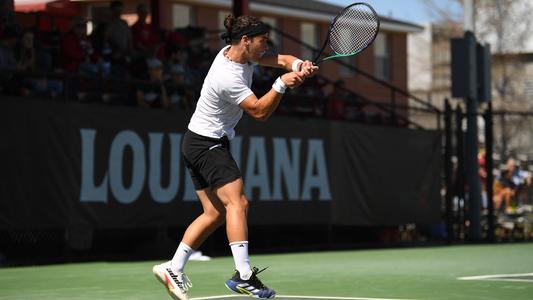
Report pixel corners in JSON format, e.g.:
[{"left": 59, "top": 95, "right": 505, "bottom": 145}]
[{"left": 188, "top": 46, "right": 255, "bottom": 139}]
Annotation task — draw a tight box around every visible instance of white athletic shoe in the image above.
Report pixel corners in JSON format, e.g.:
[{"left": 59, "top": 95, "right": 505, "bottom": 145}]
[{"left": 153, "top": 262, "right": 193, "bottom": 300}]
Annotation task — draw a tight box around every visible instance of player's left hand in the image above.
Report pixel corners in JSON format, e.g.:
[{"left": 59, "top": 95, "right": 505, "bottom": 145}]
[{"left": 300, "top": 60, "right": 319, "bottom": 77}]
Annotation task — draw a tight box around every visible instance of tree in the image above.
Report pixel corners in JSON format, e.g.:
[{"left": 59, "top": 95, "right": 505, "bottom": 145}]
[{"left": 420, "top": 0, "right": 533, "bottom": 159}]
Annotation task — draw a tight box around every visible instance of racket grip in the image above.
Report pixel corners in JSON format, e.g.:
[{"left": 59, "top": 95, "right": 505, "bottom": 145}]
[{"left": 292, "top": 59, "right": 303, "bottom": 72}]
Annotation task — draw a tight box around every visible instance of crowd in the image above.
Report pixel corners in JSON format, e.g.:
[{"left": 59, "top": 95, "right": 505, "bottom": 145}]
[
  {"left": 479, "top": 151, "right": 533, "bottom": 214},
  {"left": 1, "top": 1, "right": 208, "bottom": 109},
  {"left": 1, "top": 0, "right": 392, "bottom": 124}
]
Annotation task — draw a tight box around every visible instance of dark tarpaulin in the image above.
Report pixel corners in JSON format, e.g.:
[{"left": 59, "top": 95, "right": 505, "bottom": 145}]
[{"left": 0, "top": 97, "right": 442, "bottom": 230}]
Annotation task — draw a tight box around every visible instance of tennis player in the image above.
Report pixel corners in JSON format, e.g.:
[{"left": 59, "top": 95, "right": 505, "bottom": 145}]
[{"left": 153, "top": 14, "right": 318, "bottom": 300}]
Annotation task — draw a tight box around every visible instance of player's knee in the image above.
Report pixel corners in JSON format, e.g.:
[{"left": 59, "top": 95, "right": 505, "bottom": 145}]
[
  {"left": 225, "top": 195, "right": 248, "bottom": 212},
  {"left": 205, "top": 208, "right": 225, "bottom": 225},
  {"left": 240, "top": 195, "right": 249, "bottom": 212}
]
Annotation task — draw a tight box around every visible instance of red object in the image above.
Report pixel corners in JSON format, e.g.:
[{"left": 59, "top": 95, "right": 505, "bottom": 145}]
[
  {"left": 166, "top": 31, "right": 188, "bottom": 47},
  {"left": 15, "top": 0, "right": 80, "bottom": 32},
  {"left": 327, "top": 98, "right": 346, "bottom": 120},
  {"left": 61, "top": 31, "right": 87, "bottom": 72},
  {"left": 131, "top": 21, "right": 160, "bottom": 51}
]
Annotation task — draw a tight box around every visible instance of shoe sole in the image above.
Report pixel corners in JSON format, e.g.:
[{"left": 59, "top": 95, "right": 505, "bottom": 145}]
[
  {"left": 153, "top": 266, "right": 188, "bottom": 300},
  {"left": 224, "top": 282, "right": 276, "bottom": 299}
]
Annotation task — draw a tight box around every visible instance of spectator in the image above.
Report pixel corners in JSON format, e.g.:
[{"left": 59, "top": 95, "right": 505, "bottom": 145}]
[
  {"left": 90, "top": 22, "right": 113, "bottom": 77},
  {"left": 136, "top": 58, "right": 170, "bottom": 109},
  {"left": 0, "top": 26, "right": 18, "bottom": 95},
  {"left": 0, "top": 25, "right": 17, "bottom": 69},
  {"left": 62, "top": 18, "right": 98, "bottom": 75},
  {"left": 131, "top": 3, "right": 160, "bottom": 58},
  {"left": 478, "top": 149, "right": 489, "bottom": 209},
  {"left": 165, "top": 45, "right": 196, "bottom": 85},
  {"left": 327, "top": 79, "right": 348, "bottom": 119},
  {"left": 15, "top": 29, "right": 62, "bottom": 98},
  {"left": 0, "top": 0, "right": 17, "bottom": 36},
  {"left": 107, "top": 1, "right": 132, "bottom": 77},
  {"left": 165, "top": 64, "right": 192, "bottom": 110},
  {"left": 494, "top": 158, "right": 532, "bottom": 213}
]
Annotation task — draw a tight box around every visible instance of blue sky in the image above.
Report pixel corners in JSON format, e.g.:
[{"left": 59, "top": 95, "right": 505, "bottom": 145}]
[{"left": 320, "top": 0, "right": 463, "bottom": 24}]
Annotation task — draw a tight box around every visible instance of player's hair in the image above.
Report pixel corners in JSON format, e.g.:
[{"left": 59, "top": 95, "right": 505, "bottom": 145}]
[{"left": 221, "top": 15, "right": 268, "bottom": 44}]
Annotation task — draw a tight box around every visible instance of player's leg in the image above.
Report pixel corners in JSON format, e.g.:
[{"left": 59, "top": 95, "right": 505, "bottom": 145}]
[
  {"left": 215, "top": 178, "right": 276, "bottom": 299},
  {"left": 214, "top": 177, "right": 248, "bottom": 243},
  {"left": 176, "top": 188, "right": 225, "bottom": 267},
  {"left": 153, "top": 188, "right": 225, "bottom": 300}
]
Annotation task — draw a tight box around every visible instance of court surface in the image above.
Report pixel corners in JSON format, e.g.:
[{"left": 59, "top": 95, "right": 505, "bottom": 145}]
[{"left": 0, "top": 243, "right": 532, "bottom": 300}]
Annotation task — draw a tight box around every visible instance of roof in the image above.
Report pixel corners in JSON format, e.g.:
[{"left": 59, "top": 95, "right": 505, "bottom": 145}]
[
  {"left": 256, "top": 0, "right": 423, "bottom": 32},
  {"left": 178, "top": 0, "right": 424, "bottom": 33}
]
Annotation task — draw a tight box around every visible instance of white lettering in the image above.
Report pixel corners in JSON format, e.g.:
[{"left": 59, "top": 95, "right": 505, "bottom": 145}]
[
  {"left": 109, "top": 131, "right": 146, "bottom": 204},
  {"left": 301, "top": 139, "right": 332, "bottom": 201},
  {"left": 272, "top": 138, "right": 301, "bottom": 201},
  {"left": 80, "top": 129, "right": 109, "bottom": 202},
  {"left": 148, "top": 133, "right": 181, "bottom": 203}
]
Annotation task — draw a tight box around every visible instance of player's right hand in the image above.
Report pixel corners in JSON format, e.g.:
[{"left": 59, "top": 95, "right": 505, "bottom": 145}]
[
  {"left": 300, "top": 60, "right": 319, "bottom": 77},
  {"left": 281, "top": 72, "right": 305, "bottom": 89}
]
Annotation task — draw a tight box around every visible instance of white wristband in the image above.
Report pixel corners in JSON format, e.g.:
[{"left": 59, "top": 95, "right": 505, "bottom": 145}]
[
  {"left": 272, "top": 76, "right": 287, "bottom": 94},
  {"left": 292, "top": 59, "right": 303, "bottom": 72}
]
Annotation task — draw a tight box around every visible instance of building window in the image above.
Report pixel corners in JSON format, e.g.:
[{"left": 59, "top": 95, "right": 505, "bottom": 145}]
[
  {"left": 374, "top": 33, "right": 390, "bottom": 80},
  {"left": 261, "top": 16, "right": 281, "bottom": 52},
  {"left": 172, "top": 4, "right": 193, "bottom": 28},
  {"left": 300, "top": 22, "right": 318, "bottom": 61}
]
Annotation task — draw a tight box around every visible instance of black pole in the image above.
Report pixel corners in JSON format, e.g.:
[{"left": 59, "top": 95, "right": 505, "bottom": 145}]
[
  {"left": 150, "top": 0, "right": 160, "bottom": 30},
  {"left": 232, "top": 0, "right": 249, "bottom": 17},
  {"left": 466, "top": 98, "right": 482, "bottom": 241},
  {"left": 485, "top": 101, "right": 495, "bottom": 242},
  {"left": 444, "top": 99, "right": 453, "bottom": 243},
  {"left": 455, "top": 105, "right": 465, "bottom": 240}
]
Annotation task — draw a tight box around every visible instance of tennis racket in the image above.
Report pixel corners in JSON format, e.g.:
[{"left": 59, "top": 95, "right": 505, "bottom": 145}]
[{"left": 313, "top": 2, "right": 380, "bottom": 65}]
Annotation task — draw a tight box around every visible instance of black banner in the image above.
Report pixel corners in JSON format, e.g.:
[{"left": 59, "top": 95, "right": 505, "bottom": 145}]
[{"left": 0, "top": 98, "right": 441, "bottom": 229}]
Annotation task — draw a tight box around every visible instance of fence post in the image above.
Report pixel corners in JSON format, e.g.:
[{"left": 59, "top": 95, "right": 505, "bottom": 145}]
[
  {"left": 444, "top": 99, "right": 453, "bottom": 243},
  {"left": 484, "top": 101, "right": 495, "bottom": 242},
  {"left": 455, "top": 105, "right": 465, "bottom": 240}
]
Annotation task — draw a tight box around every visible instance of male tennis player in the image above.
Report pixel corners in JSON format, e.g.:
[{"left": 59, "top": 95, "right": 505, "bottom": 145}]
[{"left": 153, "top": 15, "right": 318, "bottom": 300}]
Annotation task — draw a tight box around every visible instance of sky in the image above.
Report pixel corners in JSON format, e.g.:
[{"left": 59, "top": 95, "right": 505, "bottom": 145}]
[{"left": 320, "top": 0, "right": 463, "bottom": 24}]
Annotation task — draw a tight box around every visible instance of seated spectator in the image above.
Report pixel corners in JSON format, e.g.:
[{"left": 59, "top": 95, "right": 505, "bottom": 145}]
[
  {"left": 15, "top": 29, "right": 62, "bottom": 98},
  {"left": 165, "top": 28, "right": 188, "bottom": 54},
  {"left": 494, "top": 158, "right": 532, "bottom": 213},
  {"left": 165, "top": 45, "right": 196, "bottom": 85},
  {"left": 136, "top": 58, "right": 170, "bottom": 109},
  {"left": 62, "top": 18, "right": 98, "bottom": 75},
  {"left": 165, "top": 64, "right": 193, "bottom": 110}
]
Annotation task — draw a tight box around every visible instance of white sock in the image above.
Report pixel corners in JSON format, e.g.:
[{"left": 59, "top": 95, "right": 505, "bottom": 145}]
[
  {"left": 230, "top": 241, "right": 252, "bottom": 280},
  {"left": 171, "top": 242, "right": 194, "bottom": 272}
]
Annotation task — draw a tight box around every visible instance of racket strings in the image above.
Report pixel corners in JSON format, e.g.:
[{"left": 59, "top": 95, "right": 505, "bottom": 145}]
[{"left": 329, "top": 5, "right": 379, "bottom": 55}]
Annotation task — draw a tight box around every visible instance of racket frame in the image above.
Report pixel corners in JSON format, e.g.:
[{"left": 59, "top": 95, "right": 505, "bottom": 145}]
[{"left": 313, "top": 2, "right": 380, "bottom": 65}]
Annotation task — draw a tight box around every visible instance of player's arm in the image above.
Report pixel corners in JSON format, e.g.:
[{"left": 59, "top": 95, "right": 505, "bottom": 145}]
[
  {"left": 259, "top": 54, "right": 301, "bottom": 71},
  {"left": 259, "top": 54, "right": 319, "bottom": 77},
  {"left": 240, "top": 72, "right": 304, "bottom": 121}
]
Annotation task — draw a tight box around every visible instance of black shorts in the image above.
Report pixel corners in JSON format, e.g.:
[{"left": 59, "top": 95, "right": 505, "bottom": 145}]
[{"left": 182, "top": 129, "right": 242, "bottom": 190}]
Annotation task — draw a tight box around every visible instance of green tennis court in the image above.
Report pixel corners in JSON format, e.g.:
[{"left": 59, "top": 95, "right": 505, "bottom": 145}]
[{"left": 1, "top": 243, "right": 532, "bottom": 300}]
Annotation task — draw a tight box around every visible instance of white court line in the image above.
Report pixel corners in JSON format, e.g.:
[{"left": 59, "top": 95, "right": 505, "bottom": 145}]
[
  {"left": 191, "top": 295, "right": 416, "bottom": 300},
  {"left": 458, "top": 272, "right": 533, "bottom": 283}
]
